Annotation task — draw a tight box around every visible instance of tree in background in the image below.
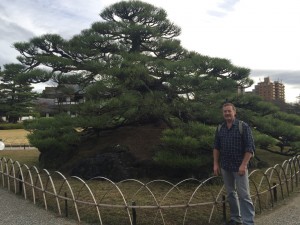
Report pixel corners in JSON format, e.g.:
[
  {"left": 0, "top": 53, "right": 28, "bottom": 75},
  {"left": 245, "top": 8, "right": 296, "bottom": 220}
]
[{"left": 0, "top": 64, "right": 44, "bottom": 123}]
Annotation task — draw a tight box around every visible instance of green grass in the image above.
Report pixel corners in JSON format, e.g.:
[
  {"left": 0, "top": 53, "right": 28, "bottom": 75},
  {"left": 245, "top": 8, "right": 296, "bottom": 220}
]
[
  {"left": 0, "top": 129, "right": 39, "bottom": 167},
  {"left": 255, "top": 147, "right": 291, "bottom": 166},
  {"left": 0, "top": 149, "right": 40, "bottom": 167}
]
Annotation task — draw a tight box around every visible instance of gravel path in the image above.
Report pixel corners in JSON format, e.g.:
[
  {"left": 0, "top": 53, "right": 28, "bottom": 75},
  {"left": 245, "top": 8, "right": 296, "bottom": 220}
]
[
  {"left": 255, "top": 191, "right": 300, "bottom": 225},
  {"left": 0, "top": 188, "right": 82, "bottom": 225}
]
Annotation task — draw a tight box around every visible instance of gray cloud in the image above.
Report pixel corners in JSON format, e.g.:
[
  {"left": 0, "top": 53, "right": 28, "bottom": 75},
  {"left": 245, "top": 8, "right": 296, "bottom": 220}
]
[
  {"left": 0, "top": 0, "right": 104, "bottom": 67},
  {"left": 0, "top": 17, "right": 36, "bottom": 66},
  {"left": 250, "top": 69, "right": 300, "bottom": 86},
  {"left": 0, "top": 18, "right": 35, "bottom": 40}
]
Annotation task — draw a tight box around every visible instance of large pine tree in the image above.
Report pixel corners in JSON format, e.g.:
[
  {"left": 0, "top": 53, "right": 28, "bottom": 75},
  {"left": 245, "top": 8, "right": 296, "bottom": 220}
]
[
  {"left": 14, "top": 0, "right": 252, "bottom": 129},
  {"left": 13, "top": 1, "right": 255, "bottom": 171}
]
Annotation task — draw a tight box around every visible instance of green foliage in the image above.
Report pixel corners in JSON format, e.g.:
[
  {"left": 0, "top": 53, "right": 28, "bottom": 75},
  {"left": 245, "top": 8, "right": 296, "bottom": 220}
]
[
  {"left": 252, "top": 115, "right": 300, "bottom": 142},
  {"left": 25, "top": 115, "right": 79, "bottom": 152},
  {"left": 153, "top": 151, "right": 211, "bottom": 168},
  {"left": 150, "top": 122, "right": 215, "bottom": 174},
  {"left": 24, "top": 114, "right": 80, "bottom": 168},
  {"left": 254, "top": 101, "right": 280, "bottom": 116},
  {"left": 0, "top": 64, "right": 39, "bottom": 123},
  {"left": 290, "top": 141, "right": 300, "bottom": 153},
  {"left": 223, "top": 95, "right": 300, "bottom": 156},
  {"left": 0, "top": 123, "right": 24, "bottom": 130},
  {"left": 161, "top": 128, "right": 199, "bottom": 153},
  {"left": 11, "top": 0, "right": 252, "bottom": 129},
  {"left": 272, "top": 111, "right": 300, "bottom": 125},
  {"left": 287, "top": 103, "right": 300, "bottom": 115},
  {"left": 160, "top": 122, "right": 215, "bottom": 155},
  {"left": 253, "top": 130, "right": 278, "bottom": 149},
  {"left": 234, "top": 93, "right": 263, "bottom": 109},
  {"left": 11, "top": 0, "right": 300, "bottom": 172}
]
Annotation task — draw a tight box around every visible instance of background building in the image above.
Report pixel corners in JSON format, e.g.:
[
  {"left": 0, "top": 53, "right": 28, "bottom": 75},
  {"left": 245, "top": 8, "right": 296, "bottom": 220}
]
[
  {"left": 35, "top": 84, "right": 85, "bottom": 117},
  {"left": 254, "top": 77, "right": 285, "bottom": 102}
]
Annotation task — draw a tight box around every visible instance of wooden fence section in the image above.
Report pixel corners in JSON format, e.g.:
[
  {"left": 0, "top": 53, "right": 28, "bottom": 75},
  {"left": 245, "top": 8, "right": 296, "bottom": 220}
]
[{"left": 0, "top": 155, "right": 299, "bottom": 225}]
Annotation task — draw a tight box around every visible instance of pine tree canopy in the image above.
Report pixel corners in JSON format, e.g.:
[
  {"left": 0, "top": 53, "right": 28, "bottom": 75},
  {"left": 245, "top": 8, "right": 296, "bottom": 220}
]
[{"left": 10, "top": 0, "right": 254, "bottom": 129}]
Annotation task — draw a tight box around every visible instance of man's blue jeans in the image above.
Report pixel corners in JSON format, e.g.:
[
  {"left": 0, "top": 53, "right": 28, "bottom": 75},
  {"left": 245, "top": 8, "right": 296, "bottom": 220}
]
[{"left": 221, "top": 168, "right": 255, "bottom": 225}]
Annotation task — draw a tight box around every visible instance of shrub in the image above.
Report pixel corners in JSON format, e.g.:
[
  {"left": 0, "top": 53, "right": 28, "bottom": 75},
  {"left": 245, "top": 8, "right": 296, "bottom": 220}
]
[
  {"left": 24, "top": 114, "right": 80, "bottom": 169},
  {"left": 253, "top": 131, "right": 277, "bottom": 149},
  {"left": 154, "top": 122, "right": 214, "bottom": 174},
  {"left": 153, "top": 151, "right": 211, "bottom": 169},
  {"left": 0, "top": 123, "right": 24, "bottom": 130}
]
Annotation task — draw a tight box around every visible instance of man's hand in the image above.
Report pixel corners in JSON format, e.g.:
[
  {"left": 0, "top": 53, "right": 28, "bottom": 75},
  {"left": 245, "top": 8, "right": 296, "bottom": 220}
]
[
  {"left": 213, "top": 149, "right": 220, "bottom": 176},
  {"left": 239, "top": 152, "right": 252, "bottom": 176},
  {"left": 213, "top": 163, "right": 220, "bottom": 176},
  {"left": 238, "top": 164, "right": 247, "bottom": 176}
]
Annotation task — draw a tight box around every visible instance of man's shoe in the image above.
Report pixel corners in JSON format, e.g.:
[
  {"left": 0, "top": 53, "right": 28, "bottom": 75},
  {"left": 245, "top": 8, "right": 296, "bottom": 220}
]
[{"left": 226, "top": 220, "right": 243, "bottom": 225}]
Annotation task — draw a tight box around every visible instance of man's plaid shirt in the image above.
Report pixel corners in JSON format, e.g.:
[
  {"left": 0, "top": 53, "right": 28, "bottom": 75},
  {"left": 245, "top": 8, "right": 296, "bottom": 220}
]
[{"left": 214, "top": 119, "right": 255, "bottom": 172}]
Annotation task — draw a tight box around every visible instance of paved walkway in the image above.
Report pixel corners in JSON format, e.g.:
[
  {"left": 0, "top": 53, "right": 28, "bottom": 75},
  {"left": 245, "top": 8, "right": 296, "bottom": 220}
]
[
  {"left": 0, "top": 188, "right": 81, "bottom": 225},
  {"left": 1, "top": 187, "right": 300, "bottom": 225},
  {"left": 255, "top": 191, "right": 300, "bottom": 225}
]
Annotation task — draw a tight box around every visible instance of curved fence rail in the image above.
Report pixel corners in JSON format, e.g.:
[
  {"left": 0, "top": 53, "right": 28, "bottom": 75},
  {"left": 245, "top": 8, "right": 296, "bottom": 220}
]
[{"left": 0, "top": 155, "right": 300, "bottom": 225}]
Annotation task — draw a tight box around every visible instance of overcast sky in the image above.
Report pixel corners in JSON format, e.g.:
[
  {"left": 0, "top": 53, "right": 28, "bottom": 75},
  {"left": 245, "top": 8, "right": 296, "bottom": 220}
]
[{"left": 0, "top": 0, "right": 299, "bottom": 103}]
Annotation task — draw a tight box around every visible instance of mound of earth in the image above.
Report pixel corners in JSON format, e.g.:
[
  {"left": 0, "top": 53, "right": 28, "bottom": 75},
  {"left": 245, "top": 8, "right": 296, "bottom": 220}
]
[{"left": 62, "top": 122, "right": 171, "bottom": 180}]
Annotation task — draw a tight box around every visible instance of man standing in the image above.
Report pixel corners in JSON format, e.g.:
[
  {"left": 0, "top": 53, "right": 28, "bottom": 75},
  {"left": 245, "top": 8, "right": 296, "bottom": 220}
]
[{"left": 213, "top": 103, "right": 255, "bottom": 225}]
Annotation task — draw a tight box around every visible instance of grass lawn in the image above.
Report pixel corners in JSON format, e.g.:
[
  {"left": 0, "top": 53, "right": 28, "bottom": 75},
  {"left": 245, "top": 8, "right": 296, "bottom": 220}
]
[
  {"left": 0, "top": 129, "right": 30, "bottom": 145},
  {"left": 0, "top": 149, "right": 40, "bottom": 167},
  {"left": 0, "top": 129, "right": 40, "bottom": 166},
  {"left": 255, "top": 148, "right": 291, "bottom": 166}
]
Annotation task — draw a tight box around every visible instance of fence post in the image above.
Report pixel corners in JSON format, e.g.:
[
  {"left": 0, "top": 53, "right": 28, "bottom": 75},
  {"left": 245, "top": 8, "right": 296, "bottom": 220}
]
[
  {"left": 273, "top": 182, "right": 277, "bottom": 203},
  {"left": 222, "top": 195, "right": 227, "bottom": 223},
  {"left": 296, "top": 169, "right": 299, "bottom": 187},
  {"left": 18, "top": 174, "right": 23, "bottom": 195},
  {"left": 65, "top": 192, "right": 68, "bottom": 217},
  {"left": 132, "top": 201, "right": 137, "bottom": 225}
]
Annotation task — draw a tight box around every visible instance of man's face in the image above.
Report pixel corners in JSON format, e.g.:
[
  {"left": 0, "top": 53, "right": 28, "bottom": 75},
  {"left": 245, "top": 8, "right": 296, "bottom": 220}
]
[{"left": 223, "top": 105, "right": 236, "bottom": 122}]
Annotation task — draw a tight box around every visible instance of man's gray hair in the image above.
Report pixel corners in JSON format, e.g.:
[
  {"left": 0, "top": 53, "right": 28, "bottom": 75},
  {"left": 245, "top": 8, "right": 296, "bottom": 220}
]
[{"left": 222, "top": 102, "right": 236, "bottom": 112}]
